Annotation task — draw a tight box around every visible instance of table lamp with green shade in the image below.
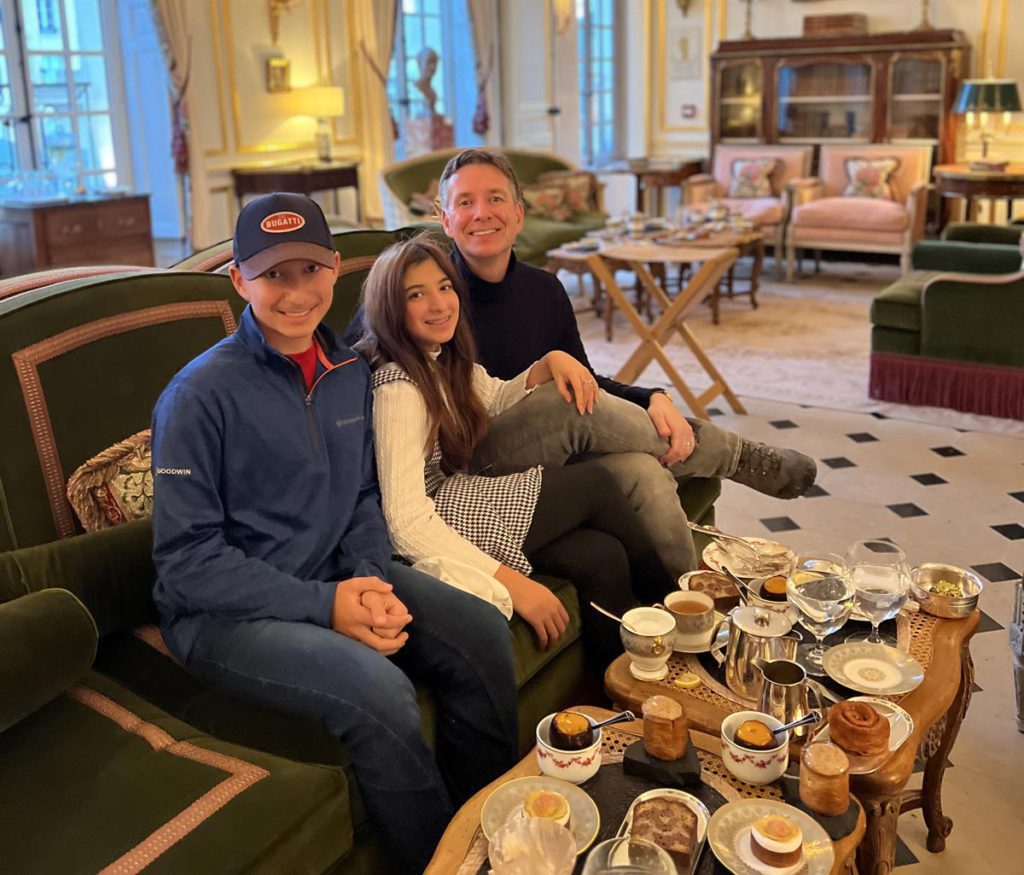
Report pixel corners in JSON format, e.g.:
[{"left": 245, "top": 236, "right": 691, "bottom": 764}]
[
  {"left": 281, "top": 85, "right": 346, "bottom": 163},
  {"left": 953, "top": 77, "right": 1022, "bottom": 170}
]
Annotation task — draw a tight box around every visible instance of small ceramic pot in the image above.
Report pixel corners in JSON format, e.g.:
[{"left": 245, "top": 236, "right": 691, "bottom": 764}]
[
  {"left": 720, "top": 710, "right": 789, "bottom": 785},
  {"left": 535, "top": 713, "right": 602, "bottom": 784}
]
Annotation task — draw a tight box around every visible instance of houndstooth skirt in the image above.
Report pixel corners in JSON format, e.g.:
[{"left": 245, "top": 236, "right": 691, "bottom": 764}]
[{"left": 373, "top": 366, "right": 541, "bottom": 574}]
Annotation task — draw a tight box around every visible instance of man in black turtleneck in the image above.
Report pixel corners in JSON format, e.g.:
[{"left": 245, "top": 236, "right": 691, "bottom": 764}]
[{"left": 434, "top": 149, "right": 816, "bottom": 576}]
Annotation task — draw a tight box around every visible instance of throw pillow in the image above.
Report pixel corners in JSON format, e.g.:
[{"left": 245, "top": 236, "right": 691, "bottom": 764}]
[
  {"left": 727, "top": 158, "right": 779, "bottom": 198},
  {"left": 535, "top": 169, "right": 600, "bottom": 214},
  {"left": 66, "top": 429, "right": 153, "bottom": 532},
  {"left": 408, "top": 178, "right": 440, "bottom": 216},
  {"left": 843, "top": 157, "right": 900, "bottom": 200},
  {"left": 521, "top": 182, "right": 574, "bottom": 222}
]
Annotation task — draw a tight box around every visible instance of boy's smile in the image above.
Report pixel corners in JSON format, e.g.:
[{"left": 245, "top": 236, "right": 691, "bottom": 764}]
[
  {"left": 230, "top": 253, "right": 340, "bottom": 354},
  {"left": 403, "top": 258, "right": 460, "bottom": 350}
]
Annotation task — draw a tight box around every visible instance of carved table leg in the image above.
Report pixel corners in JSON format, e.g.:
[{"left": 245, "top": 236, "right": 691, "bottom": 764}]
[
  {"left": 920, "top": 643, "right": 975, "bottom": 852},
  {"left": 857, "top": 795, "right": 901, "bottom": 875}
]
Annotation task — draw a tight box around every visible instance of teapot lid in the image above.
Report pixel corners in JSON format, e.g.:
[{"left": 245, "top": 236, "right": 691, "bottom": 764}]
[{"left": 732, "top": 605, "right": 792, "bottom": 637}]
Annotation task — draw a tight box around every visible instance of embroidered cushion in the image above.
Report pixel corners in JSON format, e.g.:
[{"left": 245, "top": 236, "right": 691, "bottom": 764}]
[
  {"left": 535, "top": 169, "right": 600, "bottom": 214},
  {"left": 843, "top": 157, "right": 901, "bottom": 200},
  {"left": 727, "top": 159, "right": 779, "bottom": 198},
  {"left": 521, "top": 182, "right": 574, "bottom": 222},
  {"left": 66, "top": 430, "right": 153, "bottom": 532}
]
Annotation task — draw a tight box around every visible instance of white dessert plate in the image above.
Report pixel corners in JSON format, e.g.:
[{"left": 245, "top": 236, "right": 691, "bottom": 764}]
[
  {"left": 813, "top": 696, "right": 914, "bottom": 774},
  {"left": 822, "top": 642, "right": 924, "bottom": 696},
  {"left": 703, "top": 538, "right": 794, "bottom": 579},
  {"left": 480, "top": 775, "right": 600, "bottom": 854},
  {"left": 615, "top": 788, "right": 710, "bottom": 875},
  {"left": 708, "top": 799, "right": 834, "bottom": 875},
  {"left": 673, "top": 611, "right": 727, "bottom": 653}
]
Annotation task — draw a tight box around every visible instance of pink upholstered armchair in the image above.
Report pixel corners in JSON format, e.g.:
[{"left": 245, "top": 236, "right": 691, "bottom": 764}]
[
  {"left": 682, "top": 145, "right": 813, "bottom": 272},
  {"left": 786, "top": 144, "right": 932, "bottom": 281}
]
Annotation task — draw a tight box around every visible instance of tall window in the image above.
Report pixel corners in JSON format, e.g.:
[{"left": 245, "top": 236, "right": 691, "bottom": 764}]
[
  {"left": 577, "top": 0, "right": 617, "bottom": 167},
  {"left": 0, "top": 0, "right": 125, "bottom": 190},
  {"left": 387, "top": 0, "right": 480, "bottom": 161}
]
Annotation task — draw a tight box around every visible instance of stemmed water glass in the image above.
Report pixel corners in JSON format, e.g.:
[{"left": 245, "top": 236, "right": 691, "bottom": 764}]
[
  {"left": 581, "top": 836, "right": 675, "bottom": 875},
  {"left": 845, "top": 540, "right": 910, "bottom": 646},
  {"left": 786, "top": 553, "right": 856, "bottom": 675}
]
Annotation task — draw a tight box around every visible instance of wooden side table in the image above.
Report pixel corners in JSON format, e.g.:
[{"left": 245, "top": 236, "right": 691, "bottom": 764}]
[
  {"left": 231, "top": 161, "right": 361, "bottom": 222},
  {"left": 425, "top": 705, "right": 864, "bottom": 874},
  {"left": 605, "top": 610, "right": 980, "bottom": 875},
  {"left": 933, "top": 163, "right": 1024, "bottom": 223}
]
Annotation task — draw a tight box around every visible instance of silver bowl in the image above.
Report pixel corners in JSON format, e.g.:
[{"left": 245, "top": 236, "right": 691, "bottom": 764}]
[{"left": 910, "top": 564, "right": 983, "bottom": 618}]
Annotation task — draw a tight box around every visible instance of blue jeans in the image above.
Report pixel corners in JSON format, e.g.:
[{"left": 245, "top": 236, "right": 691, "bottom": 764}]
[{"left": 178, "top": 561, "right": 518, "bottom": 873}]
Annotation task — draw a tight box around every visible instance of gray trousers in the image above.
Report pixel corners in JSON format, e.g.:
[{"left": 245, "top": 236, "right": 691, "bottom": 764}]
[{"left": 471, "top": 384, "right": 742, "bottom": 577}]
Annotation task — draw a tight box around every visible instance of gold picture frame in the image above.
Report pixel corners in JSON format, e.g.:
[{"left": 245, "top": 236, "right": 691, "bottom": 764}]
[{"left": 266, "top": 57, "right": 291, "bottom": 92}]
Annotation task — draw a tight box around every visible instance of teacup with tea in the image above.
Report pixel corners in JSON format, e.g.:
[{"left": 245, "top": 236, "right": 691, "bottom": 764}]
[{"left": 662, "top": 591, "right": 715, "bottom": 648}]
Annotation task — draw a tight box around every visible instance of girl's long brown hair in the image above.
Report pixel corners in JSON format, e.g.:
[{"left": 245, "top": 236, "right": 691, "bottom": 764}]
[{"left": 357, "top": 234, "right": 489, "bottom": 473}]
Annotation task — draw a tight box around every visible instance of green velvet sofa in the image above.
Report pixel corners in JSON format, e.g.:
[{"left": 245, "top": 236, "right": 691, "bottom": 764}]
[
  {"left": 0, "top": 226, "right": 720, "bottom": 872},
  {"left": 869, "top": 227, "right": 1024, "bottom": 419},
  {"left": 379, "top": 147, "right": 606, "bottom": 264}
]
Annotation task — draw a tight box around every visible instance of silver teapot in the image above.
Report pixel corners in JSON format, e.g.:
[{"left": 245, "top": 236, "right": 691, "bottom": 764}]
[{"left": 713, "top": 606, "right": 800, "bottom": 700}]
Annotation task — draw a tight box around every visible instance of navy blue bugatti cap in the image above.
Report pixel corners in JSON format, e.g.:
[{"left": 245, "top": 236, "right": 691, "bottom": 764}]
[{"left": 233, "top": 192, "right": 336, "bottom": 279}]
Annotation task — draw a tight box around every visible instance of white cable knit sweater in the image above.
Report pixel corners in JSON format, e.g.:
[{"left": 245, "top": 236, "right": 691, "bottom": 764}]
[{"left": 372, "top": 362, "right": 537, "bottom": 616}]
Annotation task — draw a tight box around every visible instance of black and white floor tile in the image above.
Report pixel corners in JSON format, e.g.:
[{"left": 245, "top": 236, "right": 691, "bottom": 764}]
[{"left": 702, "top": 397, "right": 1023, "bottom": 874}]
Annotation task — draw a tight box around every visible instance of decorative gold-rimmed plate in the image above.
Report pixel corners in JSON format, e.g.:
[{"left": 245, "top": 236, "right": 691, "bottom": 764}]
[
  {"left": 480, "top": 776, "right": 600, "bottom": 855},
  {"left": 708, "top": 799, "right": 834, "bottom": 875},
  {"left": 813, "top": 696, "right": 914, "bottom": 773},
  {"left": 822, "top": 642, "right": 924, "bottom": 695},
  {"left": 703, "top": 538, "right": 794, "bottom": 579}
]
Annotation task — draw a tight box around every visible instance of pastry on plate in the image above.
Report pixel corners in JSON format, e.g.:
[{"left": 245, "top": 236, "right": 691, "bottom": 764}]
[
  {"left": 829, "top": 700, "right": 890, "bottom": 756},
  {"left": 630, "top": 797, "right": 698, "bottom": 870},
  {"left": 522, "top": 789, "right": 570, "bottom": 827},
  {"left": 748, "top": 814, "right": 804, "bottom": 875},
  {"left": 686, "top": 570, "right": 741, "bottom": 611}
]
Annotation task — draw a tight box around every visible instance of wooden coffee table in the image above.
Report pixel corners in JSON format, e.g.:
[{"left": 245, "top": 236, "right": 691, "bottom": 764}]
[
  {"left": 425, "top": 704, "right": 864, "bottom": 874},
  {"left": 605, "top": 611, "right": 979, "bottom": 875}
]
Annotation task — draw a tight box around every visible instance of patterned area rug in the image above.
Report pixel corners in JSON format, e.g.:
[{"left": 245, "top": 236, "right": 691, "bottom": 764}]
[{"left": 572, "top": 259, "right": 1024, "bottom": 436}]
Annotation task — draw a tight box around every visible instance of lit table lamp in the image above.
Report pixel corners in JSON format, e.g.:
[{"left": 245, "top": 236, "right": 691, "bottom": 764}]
[
  {"left": 953, "top": 78, "right": 1022, "bottom": 169},
  {"left": 283, "top": 85, "right": 345, "bottom": 163}
]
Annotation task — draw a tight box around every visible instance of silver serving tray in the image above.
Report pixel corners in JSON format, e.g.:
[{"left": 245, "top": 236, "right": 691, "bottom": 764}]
[{"left": 615, "top": 787, "right": 711, "bottom": 875}]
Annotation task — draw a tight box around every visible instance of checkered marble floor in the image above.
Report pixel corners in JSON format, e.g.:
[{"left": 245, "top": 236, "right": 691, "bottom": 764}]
[{"left": 701, "top": 397, "right": 1023, "bottom": 873}]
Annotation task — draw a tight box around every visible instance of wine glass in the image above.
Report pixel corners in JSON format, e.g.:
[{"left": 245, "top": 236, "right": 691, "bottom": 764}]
[
  {"left": 581, "top": 836, "right": 675, "bottom": 875},
  {"left": 845, "top": 540, "right": 910, "bottom": 646},
  {"left": 786, "top": 553, "right": 855, "bottom": 675}
]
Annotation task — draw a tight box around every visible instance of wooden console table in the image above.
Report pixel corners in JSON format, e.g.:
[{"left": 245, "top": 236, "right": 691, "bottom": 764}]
[
  {"left": 0, "top": 195, "right": 153, "bottom": 278},
  {"left": 231, "top": 161, "right": 361, "bottom": 222},
  {"left": 606, "top": 610, "right": 979, "bottom": 875},
  {"left": 933, "top": 163, "right": 1024, "bottom": 223}
]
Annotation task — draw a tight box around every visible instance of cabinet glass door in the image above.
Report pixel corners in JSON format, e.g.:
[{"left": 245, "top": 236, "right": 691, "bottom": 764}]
[
  {"left": 889, "top": 56, "right": 943, "bottom": 142},
  {"left": 718, "top": 61, "right": 762, "bottom": 141},
  {"left": 777, "top": 60, "right": 873, "bottom": 142}
]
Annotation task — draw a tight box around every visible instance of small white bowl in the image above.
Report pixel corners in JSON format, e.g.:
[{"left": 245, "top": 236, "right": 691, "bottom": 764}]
[
  {"left": 720, "top": 710, "right": 789, "bottom": 785},
  {"left": 535, "top": 713, "right": 602, "bottom": 784}
]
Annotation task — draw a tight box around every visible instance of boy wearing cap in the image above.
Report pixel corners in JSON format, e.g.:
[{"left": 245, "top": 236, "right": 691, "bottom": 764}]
[{"left": 151, "top": 193, "right": 518, "bottom": 872}]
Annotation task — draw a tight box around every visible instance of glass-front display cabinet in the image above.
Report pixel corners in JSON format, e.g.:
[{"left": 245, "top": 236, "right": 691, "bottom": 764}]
[
  {"left": 717, "top": 61, "right": 763, "bottom": 142},
  {"left": 889, "top": 55, "right": 945, "bottom": 142},
  {"left": 776, "top": 59, "right": 874, "bottom": 142}
]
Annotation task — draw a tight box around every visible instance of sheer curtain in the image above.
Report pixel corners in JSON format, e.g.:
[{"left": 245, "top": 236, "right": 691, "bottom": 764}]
[
  {"left": 354, "top": 0, "right": 399, "bottom": 222},
  {"left": 466, "top": 0, "right": 497, "bottom": 136},
  {"left": 148, "top": 0, "right": 191, "bottom": 246}
]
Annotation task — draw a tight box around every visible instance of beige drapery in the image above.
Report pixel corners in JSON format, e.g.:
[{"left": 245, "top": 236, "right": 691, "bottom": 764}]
[
  {"left": 149, "top": 0, "right": 191, "bottom": 246},
  {"left": 466, "top": 0, "right": 497, "bottom": 136},
  {"left": 354, "top": 0, "right": 399, "bottom": 222}
]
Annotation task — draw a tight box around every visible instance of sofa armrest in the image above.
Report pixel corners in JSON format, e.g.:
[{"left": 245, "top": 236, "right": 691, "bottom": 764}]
[
  {"left": 941, "top": 222, "right": 1024, "bottom": 246},
  {"left": 912, "top": 240, "right": 1022, "bottom": 274},
  {"left": 788, "top": 177, "right": 823, "bottom": 207},
  {"left": 921, "top": 270, "right": 1024, "bottom": 365},
  {"left": 0, "top": 518, "right": 158, "bottom": 637},
  {"left": 682, "top": 174, "right": 718, "bottom": 205},
  {"left": 0, "top": 588, "right": 97, "bottom": 731}
]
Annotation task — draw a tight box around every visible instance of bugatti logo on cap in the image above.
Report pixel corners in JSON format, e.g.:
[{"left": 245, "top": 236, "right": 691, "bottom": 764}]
[{"left": 260, "top": 211, "right": 306, "bottom": 233}]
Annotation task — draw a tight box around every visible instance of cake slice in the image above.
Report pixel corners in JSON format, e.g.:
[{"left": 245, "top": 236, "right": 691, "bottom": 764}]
[{"left": 630, "top": 797, "right": 698, "bottom": 870}]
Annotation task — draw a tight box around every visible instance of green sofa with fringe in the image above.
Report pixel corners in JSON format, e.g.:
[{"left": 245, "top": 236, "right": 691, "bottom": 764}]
[{"left": 0, "top": 226, "right": 719, "bottom": 872}]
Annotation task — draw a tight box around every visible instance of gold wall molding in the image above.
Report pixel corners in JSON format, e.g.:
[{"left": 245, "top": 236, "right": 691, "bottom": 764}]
[
  {"left": 655, "top": 0, "right": 714, "bottom": 134},
  {"left": 323, "top": 0, "right": 359, "bottom": 147},
  {"left": 203, "top": 0, "right": 229, "bottom": 157},
  {"left": 997, "top": 0, "right": 1008, "bottom": 77}
]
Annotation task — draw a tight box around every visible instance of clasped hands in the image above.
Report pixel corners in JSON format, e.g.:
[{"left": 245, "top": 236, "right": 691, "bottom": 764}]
[{"left": 332, "top": 577, "right": 412, "bottom": 656}]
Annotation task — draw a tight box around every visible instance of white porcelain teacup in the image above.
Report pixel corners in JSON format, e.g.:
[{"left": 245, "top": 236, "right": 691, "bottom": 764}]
[
  {"left": 662, "top": 591, "right": 715, "bottom": 646},
  {"left": 535, "top": 713, "right": 602, "bottom": 784},
  {"left": 720, "top": 709, "right": 790, "bottom": 785},
  {"left": 620, "top": 607, "right": 676, "bottom": 680}
]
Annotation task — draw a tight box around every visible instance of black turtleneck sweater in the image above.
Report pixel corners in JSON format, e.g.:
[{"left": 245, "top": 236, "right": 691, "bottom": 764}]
[{"left": 452, "top": 247, "right": 657, "bottom": 408}]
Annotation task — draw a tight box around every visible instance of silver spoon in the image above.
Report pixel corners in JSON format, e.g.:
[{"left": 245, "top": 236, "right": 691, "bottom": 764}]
[
  {"left": 589, "top": 601, "right": 643, "bottom": 634},
  {"left": 587, "top": 710, "right": 636, "bottom": 731},
  {"left": 772, "top": 710, "right": 823, "bottom": 738}
]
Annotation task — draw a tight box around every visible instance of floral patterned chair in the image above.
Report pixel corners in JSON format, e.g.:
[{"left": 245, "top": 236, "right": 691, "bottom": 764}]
[
  {"left": 786, "top": 144, "right": 933, "bottom": 280},
  {"left": 682, "top": 145, "right": 813, "bottom": 272}
]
